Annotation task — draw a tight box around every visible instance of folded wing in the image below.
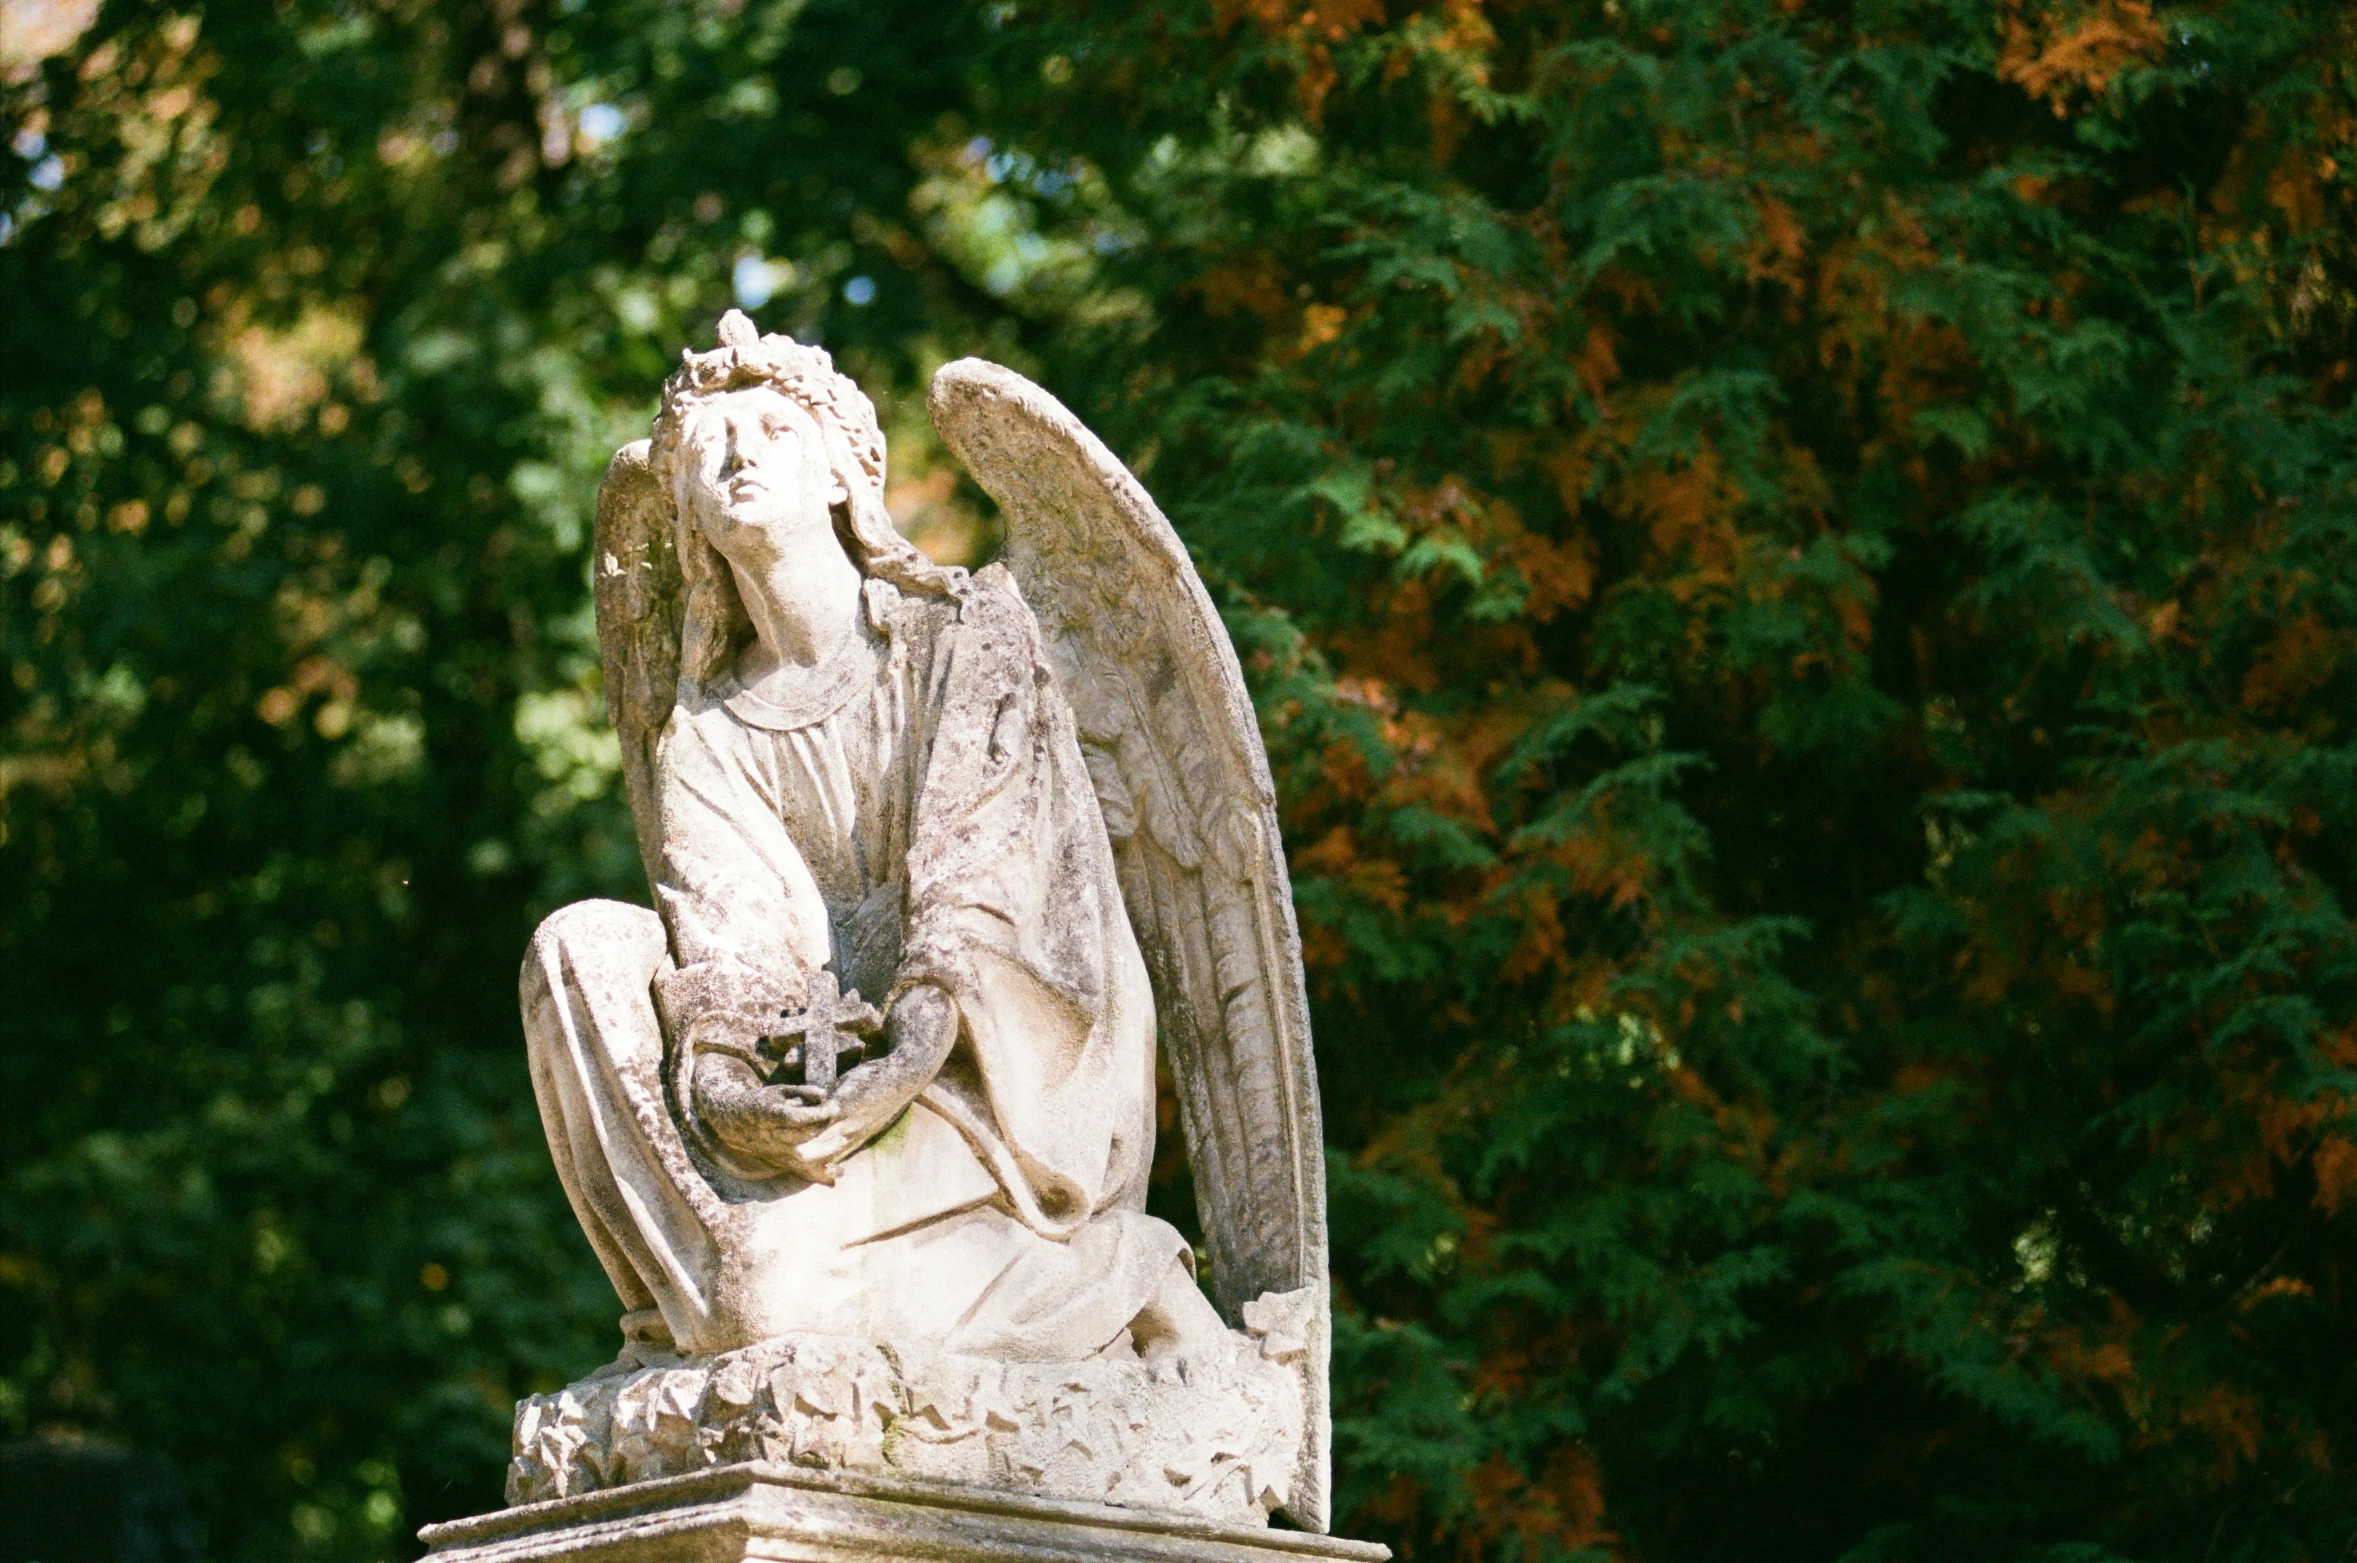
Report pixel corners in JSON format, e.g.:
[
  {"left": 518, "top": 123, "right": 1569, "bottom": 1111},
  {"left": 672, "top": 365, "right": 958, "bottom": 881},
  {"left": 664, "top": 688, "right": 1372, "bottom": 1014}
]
[
  {"left": 929, "top": 360, "right": 1331, "bottom": 1532},
  {"left": 592, "top": 439, "right": 684, "bottom": 892}
]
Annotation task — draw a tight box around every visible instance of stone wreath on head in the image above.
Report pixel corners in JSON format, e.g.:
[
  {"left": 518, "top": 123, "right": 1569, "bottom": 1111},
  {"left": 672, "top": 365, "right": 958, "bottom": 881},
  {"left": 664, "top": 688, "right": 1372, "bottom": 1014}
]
[{"left": 654, "top": 309, "right": 958, "bottom": 687}]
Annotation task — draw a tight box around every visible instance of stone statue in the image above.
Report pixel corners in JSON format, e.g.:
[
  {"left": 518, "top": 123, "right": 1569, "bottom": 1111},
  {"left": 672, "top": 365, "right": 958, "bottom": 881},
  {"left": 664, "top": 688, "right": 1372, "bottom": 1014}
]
[{"left": 511, "top": 312, "right": 1330, "bottom": 1530}]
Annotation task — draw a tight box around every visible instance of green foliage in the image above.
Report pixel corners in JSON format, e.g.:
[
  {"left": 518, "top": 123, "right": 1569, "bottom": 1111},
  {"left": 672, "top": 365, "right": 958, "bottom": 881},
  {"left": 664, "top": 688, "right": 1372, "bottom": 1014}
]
[
  {"left": 968, "top": 2, "right": 2357, "bottom": 1560},
  {"left": 6, "top": 0, "right": 2357, "bottom": 1560},
  {"left": 0, "top": 0, "right": 1001, "bottom": 1547}
]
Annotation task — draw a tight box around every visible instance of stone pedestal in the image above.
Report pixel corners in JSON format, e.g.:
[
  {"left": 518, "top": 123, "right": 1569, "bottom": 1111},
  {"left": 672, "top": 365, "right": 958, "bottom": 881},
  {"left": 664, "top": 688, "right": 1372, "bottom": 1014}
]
[{"left": 417, "top": 1464, "right": 1391, "bottom": 1563}]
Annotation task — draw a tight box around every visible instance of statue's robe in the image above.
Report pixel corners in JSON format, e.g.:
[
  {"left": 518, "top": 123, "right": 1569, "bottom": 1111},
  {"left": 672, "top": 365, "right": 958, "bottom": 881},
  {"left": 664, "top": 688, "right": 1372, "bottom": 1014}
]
[{"left": 523, "top": 566, "right": 1185, "bottom": 1361}]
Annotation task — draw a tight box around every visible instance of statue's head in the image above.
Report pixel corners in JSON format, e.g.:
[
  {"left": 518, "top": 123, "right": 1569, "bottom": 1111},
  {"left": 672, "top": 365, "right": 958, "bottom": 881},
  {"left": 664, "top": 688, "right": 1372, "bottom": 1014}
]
[{"left": 651, "top": 310, "right": 951, "bottom": 685}]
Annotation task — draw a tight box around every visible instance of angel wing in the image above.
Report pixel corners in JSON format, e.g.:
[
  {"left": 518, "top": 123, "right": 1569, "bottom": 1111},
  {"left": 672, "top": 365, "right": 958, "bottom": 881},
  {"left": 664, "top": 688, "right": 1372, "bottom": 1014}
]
[
  {"left": 591, "top": 438, "right": 683, "bottom": 890},
  {"left": 928, "top": 360, "right": 1332, "bottom": 1532}
]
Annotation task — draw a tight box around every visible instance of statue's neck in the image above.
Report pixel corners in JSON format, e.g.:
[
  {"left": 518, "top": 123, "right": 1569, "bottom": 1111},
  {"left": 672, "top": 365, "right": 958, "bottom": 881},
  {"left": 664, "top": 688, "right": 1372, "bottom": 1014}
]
[{"left": 727, "top": 533, "right": 864, "bottom": 684}]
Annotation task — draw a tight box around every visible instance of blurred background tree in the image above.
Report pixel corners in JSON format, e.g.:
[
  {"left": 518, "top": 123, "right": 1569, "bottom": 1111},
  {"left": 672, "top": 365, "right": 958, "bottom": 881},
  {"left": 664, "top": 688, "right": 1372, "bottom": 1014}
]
[{"left": 3, "top": 1, "right": 2355, "bottom": 1561}]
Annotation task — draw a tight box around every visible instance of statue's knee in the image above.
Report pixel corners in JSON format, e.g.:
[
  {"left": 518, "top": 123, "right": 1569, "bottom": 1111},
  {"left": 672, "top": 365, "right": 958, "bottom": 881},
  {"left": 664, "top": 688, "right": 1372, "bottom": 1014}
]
[
  {"left": 524, "top": 899, "right": 667, "bottom": 1004},
  {"left": 533, "top": 898, "right": 664, "bottom": 959}
]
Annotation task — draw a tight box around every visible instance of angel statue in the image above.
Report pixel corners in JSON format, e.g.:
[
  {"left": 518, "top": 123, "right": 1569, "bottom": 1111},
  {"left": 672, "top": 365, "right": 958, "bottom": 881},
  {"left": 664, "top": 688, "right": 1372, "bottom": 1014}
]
[{"left": 509, "top": 311, "right": 1330, "bottom": 1530}]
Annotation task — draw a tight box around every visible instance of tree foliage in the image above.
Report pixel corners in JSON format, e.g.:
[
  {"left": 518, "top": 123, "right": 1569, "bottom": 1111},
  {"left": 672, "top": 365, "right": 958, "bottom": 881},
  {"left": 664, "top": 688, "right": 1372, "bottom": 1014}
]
[
  {"left": 974, "top": 3, "right": 2357, "bottom": 1559},
  {"left": 6, "top": 1, "right": 2357, "bottom": 1560},
  {"left": 0, "top": 0, "right": 995, "bottom": 1545}
]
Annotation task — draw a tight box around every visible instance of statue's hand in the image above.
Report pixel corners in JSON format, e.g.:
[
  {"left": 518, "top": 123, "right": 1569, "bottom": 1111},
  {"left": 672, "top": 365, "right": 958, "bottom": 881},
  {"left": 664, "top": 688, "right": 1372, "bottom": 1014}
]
[
  {"left": 787, "top": 984, "right": 958, "bottom": 1169},
  {"left": 690, "top": 1048, "right": 846, "bottom": 1183}
]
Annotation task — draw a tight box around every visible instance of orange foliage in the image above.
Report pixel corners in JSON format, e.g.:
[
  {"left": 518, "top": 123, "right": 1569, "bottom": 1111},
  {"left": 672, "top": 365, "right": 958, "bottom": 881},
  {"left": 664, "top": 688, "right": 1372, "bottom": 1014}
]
[
  {"left": 1186, "top": 259, "right": 1293, "bottom": 325},
  {"left": 1890, "top": 1060, "right": 1957, "bottom": 1096},
  {"left": 2203, "top": 1062, "right": 2354, "bottom": 1211},
  {"left": 1498, "top": 884, "right": 1566, "bottom": 983},
  {"left": 1997, "top": 0, "right": 2165, "bottom": 114},
  {"left": 2239, "top": 610, "right": 2342, "bottom": 716},
  {"left": 1547, "top": 438, "right": 1602, "bottom": 518},
  {"left": 1213, "top": 0, "right": 1385, "bottom": 38},
  {"left": 1341, "top": 610, "right": 1445, "bottom": 696},
  {"left": 1461, "top": 1449, "right": 1618, "bottom": 1562},
  {"left": 1574, "top": 323, "right": 1620, "bottom": 402},
  {"left": 2048, "top": 1331, "right": 2135, "bottom": 1389},
  {"left": 1294, "top": 824, "right": 1363, "bottom": 883},
  {"left": 1744, "top": 193, "right": 1806, "bottom": 290},
  {"left": 1046, "top": 2, "right": 2356, "bottom": 1548},
  {"left": 2313, "top": 1137, "right": 2357, "bottom": 1216},
  {"left": 1295, "top": 819, "right": 1410, "bottom": 917},
  {"left": 2264, "top": 155, "right": 2329, "bottom": 233},
  {"left": 1502, "top": 531, "right": 1597, "bottom": 621},
  {"left": 1621, "top": 445, "right": 1749, "bottom": 620},
  {"left": 1209, "top": 0, "right": 1388, "bottom": 118},
  {"left": 1555, "top": 829, "right": 1657, "bottom": 915},
  {"left": 2239, "top": 1274, "right": 2316, "bottom": 1308},
  {"left": 2178, "top": 1384, "right": 2266, "bottom": 1483},
  {"left": 1296, "top": 302, "right": 1349, "bottom": 355}
]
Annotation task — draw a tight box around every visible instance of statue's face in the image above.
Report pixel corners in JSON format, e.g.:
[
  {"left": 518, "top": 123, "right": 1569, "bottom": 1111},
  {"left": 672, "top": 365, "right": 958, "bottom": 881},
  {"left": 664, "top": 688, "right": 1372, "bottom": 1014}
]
[{"left": 675, "top": 387, "right": 850, "bottom": 567}]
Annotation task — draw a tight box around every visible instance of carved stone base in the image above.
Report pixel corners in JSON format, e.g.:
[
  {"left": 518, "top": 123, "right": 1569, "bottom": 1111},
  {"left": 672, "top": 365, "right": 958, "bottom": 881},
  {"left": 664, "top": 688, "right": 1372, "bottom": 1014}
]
[
  {"left": 419, "top": 1464, "right": 1389, "bottom": 1563},
  {"left": 506, "top": 1328, "right": 1309, "bottom": 1527}
]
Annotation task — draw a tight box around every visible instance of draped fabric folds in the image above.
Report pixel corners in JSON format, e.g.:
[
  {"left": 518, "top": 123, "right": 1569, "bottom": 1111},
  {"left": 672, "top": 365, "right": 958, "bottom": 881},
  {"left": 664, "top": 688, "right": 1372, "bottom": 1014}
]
[{"left": 523, "top": 567, "right": 1182, "bottom": 1360}]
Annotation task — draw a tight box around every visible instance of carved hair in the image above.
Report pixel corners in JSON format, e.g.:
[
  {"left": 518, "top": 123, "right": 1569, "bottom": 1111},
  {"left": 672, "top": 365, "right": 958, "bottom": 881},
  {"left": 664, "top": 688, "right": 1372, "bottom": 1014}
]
[{"left": 651, "top": 310, "right": 956, "bottom": 687}]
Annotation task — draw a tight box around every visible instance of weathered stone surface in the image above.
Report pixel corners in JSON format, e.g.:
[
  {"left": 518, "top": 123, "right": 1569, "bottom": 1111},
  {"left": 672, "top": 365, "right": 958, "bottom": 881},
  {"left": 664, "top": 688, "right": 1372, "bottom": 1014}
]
[
  {"left": 423, "top": 1464, "right": 1389, "bottom": 1563},
  {"left": 507, "top": 310, "right": 1336, "bottom": 1533},
  {"left": 507, "top": 1318, "right": 1306, "bottom": 1525}
]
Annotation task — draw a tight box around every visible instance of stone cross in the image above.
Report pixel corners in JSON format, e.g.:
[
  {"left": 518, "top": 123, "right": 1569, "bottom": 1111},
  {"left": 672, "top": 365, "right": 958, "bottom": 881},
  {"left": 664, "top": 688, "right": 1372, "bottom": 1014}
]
[{"left": 767, "top": 970, "right": 881, "bottom": 1093}]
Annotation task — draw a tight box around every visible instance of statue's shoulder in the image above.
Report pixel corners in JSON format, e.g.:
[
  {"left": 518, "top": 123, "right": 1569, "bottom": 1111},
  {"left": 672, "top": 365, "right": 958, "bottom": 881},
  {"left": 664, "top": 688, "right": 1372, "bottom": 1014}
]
[
  {"left": 879, "top": 564, "right": 1042, "bottom": 652},
  {"left": 660, "top": 681, "right": 757, "bottom": 757},
  {"left": 951, "top": 562, "right": 1044, "bottom": 641}
]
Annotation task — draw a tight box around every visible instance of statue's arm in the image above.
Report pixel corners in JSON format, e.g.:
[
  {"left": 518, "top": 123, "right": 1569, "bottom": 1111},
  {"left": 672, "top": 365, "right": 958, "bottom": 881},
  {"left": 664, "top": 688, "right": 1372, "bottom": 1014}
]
[
  {"left": 791, "top": 575, "right": 1057, "bottom": 1172},
  {"left": 651, "top": 710, "right": 846, "bottom": 1179},
  {"left": 650, "top": 713, "right": 827, "bottom": 1011},
  {"left": 687, "top": 1049, "right": 843, "bottom": 1179}
]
